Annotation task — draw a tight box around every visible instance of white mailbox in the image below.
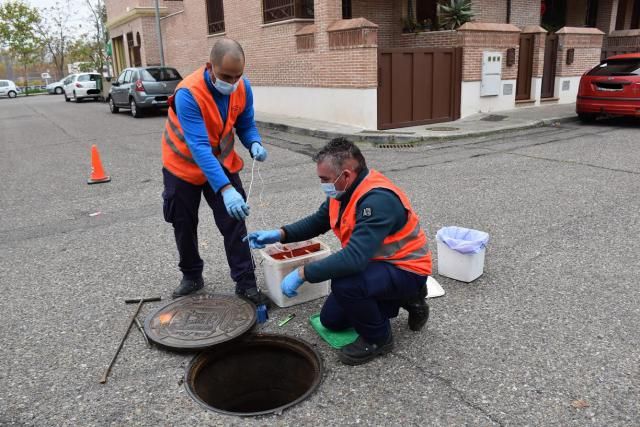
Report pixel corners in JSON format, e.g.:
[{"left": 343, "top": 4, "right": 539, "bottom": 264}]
[{"left": 481, "top": 51, "right": 502, "bottom": 96}]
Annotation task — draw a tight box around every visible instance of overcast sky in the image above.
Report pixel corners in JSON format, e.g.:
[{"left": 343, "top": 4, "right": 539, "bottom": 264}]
[{"left": 24, "top": 0, "right": 95, "bottom": 35}]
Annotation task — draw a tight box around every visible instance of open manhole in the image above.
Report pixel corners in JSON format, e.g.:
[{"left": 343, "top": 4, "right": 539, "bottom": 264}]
[{"left": 185, "top": 333, "right": 322, "bottom": 416}]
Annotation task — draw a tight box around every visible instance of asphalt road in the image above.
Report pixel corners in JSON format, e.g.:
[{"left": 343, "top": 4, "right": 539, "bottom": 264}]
[{"left": 1, "top": 95, "right": 639, "bottom": 426}]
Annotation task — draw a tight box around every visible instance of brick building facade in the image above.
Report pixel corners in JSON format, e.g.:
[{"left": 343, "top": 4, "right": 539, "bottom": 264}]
[{"left": 105, "top": 0, "right": 635, "bottom": 129}]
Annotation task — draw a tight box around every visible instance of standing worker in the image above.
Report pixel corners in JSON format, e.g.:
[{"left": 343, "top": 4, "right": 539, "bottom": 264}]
[
  {"left": 246, "top": 138, "right": 431, "bottom": 365},
  {"left": 162, "top": 38, "right": 269, "bottom": 306}
]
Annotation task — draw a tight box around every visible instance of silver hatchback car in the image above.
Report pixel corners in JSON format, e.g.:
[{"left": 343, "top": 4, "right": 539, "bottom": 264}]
[{"left": 108, "top": 66, "right": 182, "bottom": 118}]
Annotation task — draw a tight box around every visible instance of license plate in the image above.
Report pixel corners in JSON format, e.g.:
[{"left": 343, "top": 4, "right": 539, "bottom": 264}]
[{"left": 597, "top": 87, "right": 621, "bottom": 91}]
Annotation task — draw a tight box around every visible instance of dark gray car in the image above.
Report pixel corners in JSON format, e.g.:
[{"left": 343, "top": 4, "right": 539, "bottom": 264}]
[{"left": 108, "top": 66, "right": 182, "bottom": 118}]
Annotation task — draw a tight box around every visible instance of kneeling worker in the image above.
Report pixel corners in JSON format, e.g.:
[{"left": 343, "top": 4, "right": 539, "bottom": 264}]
[{"left": 246, "top": 138, "right": 431, "bottom": 365}]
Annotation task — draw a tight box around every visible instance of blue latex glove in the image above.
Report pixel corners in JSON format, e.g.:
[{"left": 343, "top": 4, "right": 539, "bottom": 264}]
[
  {"left": 281, "top": 269, "right": 304, "bottom": 298},
  {"left": 222, "top": 187, "right": 250, "bottom": 221},
  {"left": 250, "top": 142, "right": 268, "bottom": 162},
  {"left": 243, "top": 229, "right": 281, "bottom": 249}
]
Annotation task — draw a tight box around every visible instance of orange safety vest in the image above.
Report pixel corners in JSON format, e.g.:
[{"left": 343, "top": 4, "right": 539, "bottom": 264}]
[
  {"left": 329, "top": 169, "right": 432, "bottom": 276},
  {"left": 161, "top": 66, "right": 246, "bottom": 185}
]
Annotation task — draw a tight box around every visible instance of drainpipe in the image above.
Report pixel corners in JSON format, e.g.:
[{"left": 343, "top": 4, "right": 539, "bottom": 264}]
[
  {"left": 154, "top": 0, "right": 166, "bottom": 67},
  {"left": 506, "top": 0, "right": 511, "bottom": 24}
]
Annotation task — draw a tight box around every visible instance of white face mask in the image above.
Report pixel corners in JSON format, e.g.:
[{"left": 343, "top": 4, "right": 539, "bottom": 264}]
[
  {"left": 211, "top": 70, "right": 239, "bottom": 95},
  {"left": 320, "top": 171, "right": 346, "bottom": 199}
]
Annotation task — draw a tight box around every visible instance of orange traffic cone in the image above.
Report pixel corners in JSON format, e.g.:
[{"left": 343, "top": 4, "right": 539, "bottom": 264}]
[{"left": 87, "top": 144, "right": 111, "bottom": 184}]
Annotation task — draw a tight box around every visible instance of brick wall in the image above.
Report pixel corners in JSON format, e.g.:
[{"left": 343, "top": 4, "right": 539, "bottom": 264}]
[
  {"left": 351, "top": 0, "right": 394, "bottom": 48},
  {"left": 472, "top": 0, "right": 507, "bottom": 24},
  {"left": 160, "top": 0, "right": 377, "bottom": 89},
  {"left": 509, "top": 0, "right": 541, "bottom": 27},
  {"left": 603, "top": 29, "right": 640, "bottom": 57},
  {"left": 555, "top": 27, "right": 604, "bottom": 77},
  {"left": 458, "top": 23, "right": 521, "bottom": 81},
  {"left": 596, "top": 0, "right": 619, "bottom": 34},
  {"left": 522, "top": 26, "right": 547, "bottom": 78}
]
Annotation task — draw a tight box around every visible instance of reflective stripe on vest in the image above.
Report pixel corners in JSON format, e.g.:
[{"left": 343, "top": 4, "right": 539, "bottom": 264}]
[
  {"left": 329, "top": 169, "right": 432, "bottom": 276},
  {"left": 161, "top": 66, "right": 246, "bottom": 185}
]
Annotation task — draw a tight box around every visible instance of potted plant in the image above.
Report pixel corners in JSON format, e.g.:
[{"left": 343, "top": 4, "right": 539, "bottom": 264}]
[
  {"left": 421, "top": 18, "right": 433, "bottom": 31},
  {"left": 437, "top": 0, "right": 474, "bottom": 30},
  {"left": 402, "top": 17, "right": 418, "bottom": 33}
]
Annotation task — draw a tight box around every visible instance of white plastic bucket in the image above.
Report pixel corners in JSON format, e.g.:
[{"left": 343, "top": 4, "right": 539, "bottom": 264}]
[{"left": 436, "top": 239, "right": 486, "bottom": 282}]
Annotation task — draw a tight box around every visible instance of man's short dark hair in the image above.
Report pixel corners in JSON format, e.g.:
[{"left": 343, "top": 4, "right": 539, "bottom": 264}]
[
  {"left": 210, "top": 38, "right": 245, "bottom": 66},
  {"left": 312, "top": 137, "right": 367, "bottom": 174}
]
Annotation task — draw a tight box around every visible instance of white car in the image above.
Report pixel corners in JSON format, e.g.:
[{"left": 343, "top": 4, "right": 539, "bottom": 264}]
[
  {"left": 46, "top": 77, "right": 70, "bottom": 95},
  {"left": 0, "top": 80, "right": 20, "bottom": 98},
  {"left": 63, "top": 73, "right": 102, "bottom": 102}
]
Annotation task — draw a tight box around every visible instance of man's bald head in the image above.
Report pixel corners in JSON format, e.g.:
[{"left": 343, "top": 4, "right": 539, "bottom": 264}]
[{"left": 210, "top": 38, "right": 245, "bottom": 67}]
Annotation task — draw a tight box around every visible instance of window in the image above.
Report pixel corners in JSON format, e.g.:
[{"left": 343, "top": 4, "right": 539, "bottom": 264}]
[
  {"left": 587, "top": 59, "right": 640, "bottom": 76},
  {"left": 206, "top": 0, "right": 225, "bottom": 34},
  {"left": 123, "top": 70, "right": 133, "bottom": 84},
  {"left": 616, "top": 0, "right": 629, "bottom": 30},
  {"left": 263, "top": 0, "right": 314, "bottom": 24},
  {"left": 342, "top": 0, "right": 352, "bottom": 19},
  {"left": 0, "top": 81, "right": 8, "bottom": 87},
  {"left": 585, "top": 0, "right": 598, "bottom": 27},
  {"left": 632, "top": 0, "right": 640, "bottom": 28},
  {"left": 140, "top": 67, "right": 182, "bottom": 82},
  {"left": 117, "top": 71, "right": 127, "bottom": 84},
  {"left": 416, "top": 0, "right": 438, "bottom": 28}
]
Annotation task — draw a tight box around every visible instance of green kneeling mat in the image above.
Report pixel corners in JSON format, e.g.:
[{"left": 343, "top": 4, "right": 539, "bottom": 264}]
[{"left": 309, "top": 313, "right": 358, "bottom": 349}]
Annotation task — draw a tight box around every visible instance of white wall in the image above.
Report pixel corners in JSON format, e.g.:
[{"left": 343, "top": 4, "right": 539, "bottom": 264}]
[
  {"left": 461, "top": 79, "right": 517, "bottom": 117},
  {"left": 554, "top": 76, "right": 581, "bottom": 104},
  {"left": 531, "top": 77, "right": 543, "bottom": 105},
  {"left": 252, "top": 86, "right": 378, "bottom": 130}
]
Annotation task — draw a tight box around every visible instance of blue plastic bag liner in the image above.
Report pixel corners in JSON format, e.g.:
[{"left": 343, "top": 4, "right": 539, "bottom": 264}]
[{"left": 436, "top": 226, "right": 489, "bottom": 254}]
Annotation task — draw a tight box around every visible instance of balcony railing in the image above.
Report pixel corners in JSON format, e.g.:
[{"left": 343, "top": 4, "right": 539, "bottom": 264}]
[{"left": 263, "top": 0, "right": 313, "bottom": 24}]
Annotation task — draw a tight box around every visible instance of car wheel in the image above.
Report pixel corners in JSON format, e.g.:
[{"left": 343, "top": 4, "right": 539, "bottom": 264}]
[
  {"left": 74, "top": 91, "right": 82, "bottom": 103},
  {"left": 64, "top": 92, "right": 70, "bottom": 102},
  {"left": 8, "top": 90, "right": 16, "bottom": 99},
  {"left": 55, "top": 87, "right": 63, "bottom": 95},
  {"left": 130, "top": 98, "right": 142, "bottom": 118},
  {"left": 578, "top": 113, "right": 596, "bottom": 123},
  {"left": 109, "top": 96, "right": 119, "bottom": 114}
]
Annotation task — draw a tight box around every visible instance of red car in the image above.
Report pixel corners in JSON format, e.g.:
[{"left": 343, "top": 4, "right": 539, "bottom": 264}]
[{"left": 576, "top": 53, "right": 640, "bottom": 121}]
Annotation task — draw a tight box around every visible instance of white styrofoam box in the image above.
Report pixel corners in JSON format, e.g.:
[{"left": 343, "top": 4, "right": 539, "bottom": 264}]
[
  {"left": 259, "top": 240, "right": 331, "bottom": 308},
  {"left": 436, "top": 239, "right": 486, "bottom": 282}
]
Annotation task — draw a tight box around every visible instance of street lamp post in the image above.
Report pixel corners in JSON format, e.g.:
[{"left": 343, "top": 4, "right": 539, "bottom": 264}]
[{"left": 154, "top": 0, "right": 165, "bottom": 67}]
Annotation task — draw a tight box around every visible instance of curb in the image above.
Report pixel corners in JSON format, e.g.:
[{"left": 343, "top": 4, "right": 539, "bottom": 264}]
[{"left": 257, "top": 114, "right": 580, "bottom": 145}]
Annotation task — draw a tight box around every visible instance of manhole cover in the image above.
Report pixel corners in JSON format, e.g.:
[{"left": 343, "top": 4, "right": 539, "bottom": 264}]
[
  {"left": 425, "top": 126, "right": 459, "bottom": 131},
  {"left": 481, "top": 114, "right": 507, "bottom": 122},
  {"left": 144, "top": 294, "right": 256, "bottom": 351}
]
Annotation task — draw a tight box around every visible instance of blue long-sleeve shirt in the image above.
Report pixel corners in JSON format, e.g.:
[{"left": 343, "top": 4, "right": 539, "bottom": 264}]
[
  {"left": 281, "top": 168, "right": 409, "bottom": 283},
  {"left": 174, "top": 69, "right": 262, "bottom": 192}
]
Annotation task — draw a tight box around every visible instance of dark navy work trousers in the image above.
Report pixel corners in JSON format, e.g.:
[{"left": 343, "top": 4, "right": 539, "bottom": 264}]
[
  {"left": 162, "top": 168, "right": 256, "bottom": 290},
  {"left": 320, "top": 262, "right": 427, "bottom": 345}
]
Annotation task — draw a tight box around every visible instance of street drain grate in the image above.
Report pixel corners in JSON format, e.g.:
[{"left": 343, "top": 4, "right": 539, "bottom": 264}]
[
  {"left": 481, "top": 114, "right": 508, "bottom": 122},
  {"left": 375, "top": 143, "right": 416, "bottom": 149},
  {"left": 425, "top": 126, "right": 459, "bottom": 131}
]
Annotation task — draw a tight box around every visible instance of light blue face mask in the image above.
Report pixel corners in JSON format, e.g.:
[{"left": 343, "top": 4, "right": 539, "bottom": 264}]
[
  {"left": 211, "top": 70, "right": 239, "bottom": 95},
  {"left": 320, "top": 171, "right": 345, "bottom": 199}
]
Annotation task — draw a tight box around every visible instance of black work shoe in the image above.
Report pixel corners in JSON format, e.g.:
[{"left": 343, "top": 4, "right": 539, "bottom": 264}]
[
  {"left": 402, "top": 283, "right": 429, "bottom": 331},
  {"left": 172, "top": 277, "right": 204, "bottom": 299},
  {"left": 338, "top": 333, "right": 394, "bottom": 366},
  {"left": 235, "top": 287, "right": 271, "bottom": 308}
]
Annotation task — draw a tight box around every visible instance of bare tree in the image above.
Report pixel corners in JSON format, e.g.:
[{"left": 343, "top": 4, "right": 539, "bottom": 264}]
[
  {"left": 84, "top": 0, "right": 109, "bottom": 76},
  {"left": 35, "top": 1, "right": 77, "bottom": 80}
]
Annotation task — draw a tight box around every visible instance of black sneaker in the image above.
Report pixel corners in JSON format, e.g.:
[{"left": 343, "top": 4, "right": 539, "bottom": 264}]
[
  {"left": 402, "top": 283, "right": 429, "bottom": 331},
  {"left": 338, "top": 333, "right": 394, "bottom": 366},
  {"left": 172, "top": 277, "right": 204, "bottom": 299},
  {"left": 235, "top": 287, "right": 271, "bottom": 308}
]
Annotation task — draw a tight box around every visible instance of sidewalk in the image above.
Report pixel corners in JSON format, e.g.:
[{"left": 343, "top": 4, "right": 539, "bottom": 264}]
[{"left": 256, "top": 103, "right": 578, "bottom": 144}]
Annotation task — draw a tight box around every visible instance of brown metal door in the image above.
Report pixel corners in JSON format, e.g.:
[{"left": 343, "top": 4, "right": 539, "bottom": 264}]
[
  {"left": 377, "top": 48, "right": 461, "bottom": 130},
  {"left": 515, "top": 34, "right": 534, "bottom": 101},
  {"left": 541, "top": 34, "right": 558, "bottom": 98}
]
